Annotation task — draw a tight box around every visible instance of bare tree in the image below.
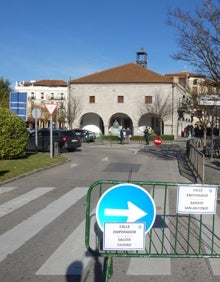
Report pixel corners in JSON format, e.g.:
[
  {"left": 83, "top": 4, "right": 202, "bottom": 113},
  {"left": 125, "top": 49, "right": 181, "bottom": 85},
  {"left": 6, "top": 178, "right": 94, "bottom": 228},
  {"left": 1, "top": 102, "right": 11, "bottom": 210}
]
[
  {"left": 138, "top": 91, "right": 175, "bottom": 135},
  {"left": 65, "top": 94, "right": 82, "bottom": 130},
  {"left": 167, "top": 0, "right": 220, "bottom": 82},
  {"left": 195, "top": 83, "right": 217, "bottom": 147}
]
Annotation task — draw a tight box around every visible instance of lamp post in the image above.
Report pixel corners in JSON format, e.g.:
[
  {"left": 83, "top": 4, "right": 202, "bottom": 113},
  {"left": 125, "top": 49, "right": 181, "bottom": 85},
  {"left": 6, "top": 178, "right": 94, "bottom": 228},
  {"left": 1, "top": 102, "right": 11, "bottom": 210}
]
[{"left": 171, "top": 84, "right": 175, "bottom": 136}]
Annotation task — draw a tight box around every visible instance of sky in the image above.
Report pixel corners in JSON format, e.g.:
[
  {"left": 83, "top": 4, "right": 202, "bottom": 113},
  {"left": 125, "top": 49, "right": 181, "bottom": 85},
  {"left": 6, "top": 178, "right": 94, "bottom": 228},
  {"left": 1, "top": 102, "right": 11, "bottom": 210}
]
[{"left": 1, "top": 0, "right": 204, "bottom": 88}]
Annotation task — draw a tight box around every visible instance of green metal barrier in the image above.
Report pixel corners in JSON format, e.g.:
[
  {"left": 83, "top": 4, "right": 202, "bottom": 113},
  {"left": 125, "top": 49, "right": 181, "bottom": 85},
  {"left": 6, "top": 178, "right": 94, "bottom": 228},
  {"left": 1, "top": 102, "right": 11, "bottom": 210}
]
[{"left": 85, "top": 180, "right": 220, "bottom": 281}]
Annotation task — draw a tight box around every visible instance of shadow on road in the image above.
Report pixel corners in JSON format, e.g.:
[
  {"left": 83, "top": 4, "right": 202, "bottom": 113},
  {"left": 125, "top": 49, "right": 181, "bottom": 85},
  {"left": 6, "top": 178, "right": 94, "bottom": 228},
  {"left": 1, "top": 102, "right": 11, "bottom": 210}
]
[{"left": 139, "top": 144, "right": 196, "bottom": 183}]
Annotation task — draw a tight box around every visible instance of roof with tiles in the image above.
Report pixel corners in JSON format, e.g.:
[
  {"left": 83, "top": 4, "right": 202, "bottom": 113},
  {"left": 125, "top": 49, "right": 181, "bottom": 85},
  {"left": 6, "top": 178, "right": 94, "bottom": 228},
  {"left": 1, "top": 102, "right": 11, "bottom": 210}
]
[
  {"left": 165, "top": 71, "right": 204, "bottom": 78},
  {"left": 70, "top": 63, "right": 172, "bottom": 84},
  {"left": 23, "top": 80, "right": 67, "bottom": 87}
]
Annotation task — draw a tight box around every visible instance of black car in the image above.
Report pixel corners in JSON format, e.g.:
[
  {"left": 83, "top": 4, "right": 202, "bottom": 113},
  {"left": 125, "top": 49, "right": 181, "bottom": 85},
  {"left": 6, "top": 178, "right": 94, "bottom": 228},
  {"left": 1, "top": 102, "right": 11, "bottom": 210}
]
[
  {"left": 73, "top": 129, "right": 96, "bottom": 142},
  {"left": 27, "top": 128, "right": 81, "bottom": 152},
  {"left": 73, "top": 129, "right": 87, "bottom": 141}
]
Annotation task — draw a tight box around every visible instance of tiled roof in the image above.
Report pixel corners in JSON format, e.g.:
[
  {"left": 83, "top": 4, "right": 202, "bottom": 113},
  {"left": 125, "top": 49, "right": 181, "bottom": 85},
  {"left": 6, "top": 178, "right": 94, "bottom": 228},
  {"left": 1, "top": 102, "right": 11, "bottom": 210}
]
[
  {"left": 23, "top": 80, "right": 67, "bottom": 87},
  {"left": 165, "top": 71, "right": 204, "bottom": 78},
  {"left": 70, "top": 63, "right": 172, "bottom": 84}
]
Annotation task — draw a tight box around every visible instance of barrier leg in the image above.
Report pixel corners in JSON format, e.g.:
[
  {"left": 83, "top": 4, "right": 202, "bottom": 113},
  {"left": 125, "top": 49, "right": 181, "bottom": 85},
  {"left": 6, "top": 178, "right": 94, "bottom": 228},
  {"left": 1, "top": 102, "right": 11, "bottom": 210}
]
[{"left": 104, "top": 256, "right": 113, "bottom": 282}]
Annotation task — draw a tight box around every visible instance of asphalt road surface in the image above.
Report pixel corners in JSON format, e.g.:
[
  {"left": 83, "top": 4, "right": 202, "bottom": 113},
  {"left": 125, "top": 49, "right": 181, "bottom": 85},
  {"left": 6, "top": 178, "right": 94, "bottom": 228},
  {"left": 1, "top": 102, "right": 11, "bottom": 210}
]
[{"left": 0, "top": 143, "right": 219, "bottom": 282}]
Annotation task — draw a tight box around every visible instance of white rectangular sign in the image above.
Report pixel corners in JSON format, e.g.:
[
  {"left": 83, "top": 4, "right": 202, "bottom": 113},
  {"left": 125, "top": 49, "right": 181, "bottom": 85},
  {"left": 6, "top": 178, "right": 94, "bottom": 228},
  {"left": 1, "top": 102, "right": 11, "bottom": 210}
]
[
  {"left": 103, "top": 222, "right": 145, "bottom": 251},
  {"left": 198, "top": 100, "right": 220, "bottom": 106},
  {"left": 177, "top": 184, "right": 217, "bottom": 214}
]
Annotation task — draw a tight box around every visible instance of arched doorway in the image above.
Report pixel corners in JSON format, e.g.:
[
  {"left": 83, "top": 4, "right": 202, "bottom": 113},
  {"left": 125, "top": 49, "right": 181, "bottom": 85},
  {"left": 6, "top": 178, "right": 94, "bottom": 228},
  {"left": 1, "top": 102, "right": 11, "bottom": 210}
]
[
  {"left": 109, "top": 113, "right": 133, "bottom": 134},
  {"left": 80, "top": 112, "right": 104, "bottom": 134},
  {"left": 139, "top": 114, "right": 163, "bottom": 135}
]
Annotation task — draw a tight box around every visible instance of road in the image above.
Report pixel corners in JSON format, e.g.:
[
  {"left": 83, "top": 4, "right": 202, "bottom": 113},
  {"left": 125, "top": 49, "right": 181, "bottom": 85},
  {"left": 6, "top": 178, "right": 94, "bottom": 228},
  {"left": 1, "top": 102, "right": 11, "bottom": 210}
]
[{"left": 0, "top": 143, "right": 219, "bottom": 282}]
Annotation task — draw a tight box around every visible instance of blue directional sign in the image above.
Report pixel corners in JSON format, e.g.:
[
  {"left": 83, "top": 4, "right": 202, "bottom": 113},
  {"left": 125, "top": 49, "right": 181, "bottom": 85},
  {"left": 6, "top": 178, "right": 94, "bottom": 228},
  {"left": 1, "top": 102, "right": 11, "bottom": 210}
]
[
  {"left": 96, "top": 183, "right": 156, "bottom": 234},
  {"left": 10, "top": 92, "right": 27, "bottom": 121}
]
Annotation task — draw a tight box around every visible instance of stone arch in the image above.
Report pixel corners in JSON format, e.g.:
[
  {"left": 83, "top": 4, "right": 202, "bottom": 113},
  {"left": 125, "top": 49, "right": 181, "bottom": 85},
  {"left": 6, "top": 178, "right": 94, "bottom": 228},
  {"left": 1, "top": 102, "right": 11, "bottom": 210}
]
[
  {"left": 79, "top": 112, "right": 104, "bottom": 134},
  {"left": 109, "top": 112, "right": 133, "bottom": 135},
  {"left": 139, "top": 113, "right": 163, "bottom": 135}
]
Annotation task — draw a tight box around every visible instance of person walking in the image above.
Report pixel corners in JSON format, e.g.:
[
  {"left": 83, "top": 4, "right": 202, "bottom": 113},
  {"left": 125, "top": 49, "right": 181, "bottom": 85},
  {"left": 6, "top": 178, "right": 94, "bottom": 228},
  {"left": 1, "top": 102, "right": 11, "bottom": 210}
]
[
  {"left": 120, "top": 128, "right": 125, "bottom": 144},
  {"left": 125, "top": 128, "right": 131, "bottom": 144},
  {"left": 144, "top": 127, "right": 149, "bottom": 145}
]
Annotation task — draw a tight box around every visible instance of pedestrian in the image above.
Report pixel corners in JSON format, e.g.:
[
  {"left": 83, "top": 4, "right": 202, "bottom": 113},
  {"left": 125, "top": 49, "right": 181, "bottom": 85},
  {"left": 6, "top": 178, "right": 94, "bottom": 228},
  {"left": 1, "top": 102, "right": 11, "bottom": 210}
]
[
  {"left": 120, "top": 128, "right": 125, "bottom": 144},
  {"left": 125, "top": 128, "right": 131, "bottom": 143},
  {"left": 144, "top": 127, "right": 149, "bottom": 145}
]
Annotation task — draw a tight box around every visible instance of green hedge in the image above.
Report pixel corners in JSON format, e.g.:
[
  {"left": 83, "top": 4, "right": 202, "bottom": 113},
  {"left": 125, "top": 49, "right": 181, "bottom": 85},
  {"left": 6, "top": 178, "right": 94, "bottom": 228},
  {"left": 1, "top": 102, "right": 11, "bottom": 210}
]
[
  {"left": 0, "top": 108, "right": 28, "bottom": 159},
  {"left": 102, "top": 134, "right": 174, "bottom": 141}
]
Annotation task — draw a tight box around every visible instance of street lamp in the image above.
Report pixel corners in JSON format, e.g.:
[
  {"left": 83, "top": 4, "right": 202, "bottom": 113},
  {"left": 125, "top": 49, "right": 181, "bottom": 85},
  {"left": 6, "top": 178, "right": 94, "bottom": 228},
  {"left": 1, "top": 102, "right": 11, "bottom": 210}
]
[{"left": 172, "top": 84, "right": 175, "bottom": 136}]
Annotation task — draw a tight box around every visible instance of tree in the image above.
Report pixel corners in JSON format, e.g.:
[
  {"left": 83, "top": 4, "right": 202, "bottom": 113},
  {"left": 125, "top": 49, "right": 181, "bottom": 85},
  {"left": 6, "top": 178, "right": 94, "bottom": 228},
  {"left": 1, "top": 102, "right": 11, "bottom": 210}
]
[
  {"left": 167, "top": 0, "right": 220, "bottom": 82},
  {"left": 138, "top": 91, "right": 176, "bottom": 135},
  {"left": 65, "top": 92, "right": 82, "bottom": 130},
  {"left": 0, "top": 77, "right": 12, "bottom": 108},
  {"left": 0, "top": 108, "right": 28, "bottom": 159}
]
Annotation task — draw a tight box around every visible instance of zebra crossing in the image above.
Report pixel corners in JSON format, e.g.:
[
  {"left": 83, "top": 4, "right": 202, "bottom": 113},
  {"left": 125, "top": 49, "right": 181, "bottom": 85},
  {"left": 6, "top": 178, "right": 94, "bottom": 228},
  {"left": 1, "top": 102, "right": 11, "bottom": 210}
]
[{"left": 0, "top": 185, "right": 220, "bottom": 280}]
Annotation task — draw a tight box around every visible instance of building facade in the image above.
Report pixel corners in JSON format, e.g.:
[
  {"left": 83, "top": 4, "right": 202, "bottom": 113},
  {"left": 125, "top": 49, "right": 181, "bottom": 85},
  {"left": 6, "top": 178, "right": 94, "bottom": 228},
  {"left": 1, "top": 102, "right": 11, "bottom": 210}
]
[
  {"left": 15, "top": 80, "right": 67, "bottom": 128},
  {"left": 14, "top": 53, "right": 198, "bottom": 138},
  {"left": 69, "top": 63, "right": 192, "bottom": 138}
]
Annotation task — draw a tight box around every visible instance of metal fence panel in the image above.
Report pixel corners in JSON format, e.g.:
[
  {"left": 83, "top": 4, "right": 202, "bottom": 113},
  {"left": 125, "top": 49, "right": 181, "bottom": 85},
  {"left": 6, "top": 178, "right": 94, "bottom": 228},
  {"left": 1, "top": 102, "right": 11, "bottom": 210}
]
[{"left": 85, "top": 180, "right": 220, "bottom": 281}]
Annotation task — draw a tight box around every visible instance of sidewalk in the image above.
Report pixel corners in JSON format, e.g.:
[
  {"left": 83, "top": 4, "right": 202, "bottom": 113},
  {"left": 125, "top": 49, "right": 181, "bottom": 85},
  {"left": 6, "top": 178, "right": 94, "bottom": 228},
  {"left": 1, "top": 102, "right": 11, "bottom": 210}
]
[{"left": 204, "top": 158, "right": 220, "bottom": 184}]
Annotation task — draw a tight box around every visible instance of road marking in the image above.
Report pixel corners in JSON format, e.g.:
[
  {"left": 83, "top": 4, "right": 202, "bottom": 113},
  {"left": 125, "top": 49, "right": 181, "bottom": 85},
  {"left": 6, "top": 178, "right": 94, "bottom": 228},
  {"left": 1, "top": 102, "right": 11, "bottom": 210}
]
[
  {"left": 127, "top": 188, "right": 171, "bottom": 275},
  {"left": 0, "top": 187, "right": 88, "bottom": 263},
  {"left": 0, "top": 187, "right": 55, "bottom": 217},
  {"left": 0, "top": 187, "right": 17, "bottom": 194},
  {"left": 36, "top": 210, "right": 96, "bottom": 276}
]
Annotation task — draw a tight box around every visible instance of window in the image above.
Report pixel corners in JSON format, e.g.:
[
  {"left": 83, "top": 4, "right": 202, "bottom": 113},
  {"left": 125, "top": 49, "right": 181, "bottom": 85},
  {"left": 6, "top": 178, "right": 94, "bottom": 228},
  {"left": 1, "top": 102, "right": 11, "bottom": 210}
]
[
  {"left": 50, "top": 93, "right": 54, "bottom": 100},
  {"left": 89, "top": 96, "right": 95, "bottom": 103},
  {"left": 193, "top": 79, "right": 198, "bottom": 85},
  {"left": 192, "top": 87, "right": 198, "bottom": 95},
  {"left": 118, "top": 96, "right": 124, "bottom": 103},
  {"left": 41, "top": 92, "right": 44, "bottom": 100},
  {"left": 31, "top": 92, "right": 35, "bottom": 99},
  {"left": 60, "top": 93, "right": 64, "bottom": 100},
  {"left": 179, "top": 78, "right": 186, "bottom": 87},
  {"left": 145, "top": 96, "right": 152, "bottom": 104}
]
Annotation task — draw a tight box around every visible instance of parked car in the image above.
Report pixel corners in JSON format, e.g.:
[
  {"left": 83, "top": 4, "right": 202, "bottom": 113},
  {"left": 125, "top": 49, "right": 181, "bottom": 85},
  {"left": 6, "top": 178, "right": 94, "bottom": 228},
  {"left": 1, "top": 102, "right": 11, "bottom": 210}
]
[
  {"left": 27, "top": 128, "right": 35, "bottom": 134},
  {"left": 73, "top": 129, "right": 96, "bottom": 142},
  {"left": 27, "top": 128, "right": 81, "bottom": 152},
  {"left": 85, "top": 130, "right": 96, "bottom": 142},
  {"left": 73, "top": 129, "right": 87, "bottom": 141}
]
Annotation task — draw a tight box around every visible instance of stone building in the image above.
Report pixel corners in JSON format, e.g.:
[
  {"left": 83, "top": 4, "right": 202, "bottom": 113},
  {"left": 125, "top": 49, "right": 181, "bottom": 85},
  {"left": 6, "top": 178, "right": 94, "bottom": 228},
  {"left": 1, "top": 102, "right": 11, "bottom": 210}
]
[{"left": 69, "top": 61, "right": 192, "bottom": 138}]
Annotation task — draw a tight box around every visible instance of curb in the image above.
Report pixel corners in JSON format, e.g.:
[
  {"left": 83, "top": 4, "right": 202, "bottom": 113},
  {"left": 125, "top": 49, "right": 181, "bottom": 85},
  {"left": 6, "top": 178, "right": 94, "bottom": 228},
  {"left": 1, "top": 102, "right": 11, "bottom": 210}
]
[{"left": 0, "top": 158, "right": 70, "bottom": 186}]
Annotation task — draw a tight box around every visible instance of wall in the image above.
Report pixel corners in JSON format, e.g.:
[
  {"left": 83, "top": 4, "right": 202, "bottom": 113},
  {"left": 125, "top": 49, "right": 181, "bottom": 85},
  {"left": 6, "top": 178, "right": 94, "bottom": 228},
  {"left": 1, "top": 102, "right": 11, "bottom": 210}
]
[{"left": 70, "top": 82, "right": 185, "bottom": 138}]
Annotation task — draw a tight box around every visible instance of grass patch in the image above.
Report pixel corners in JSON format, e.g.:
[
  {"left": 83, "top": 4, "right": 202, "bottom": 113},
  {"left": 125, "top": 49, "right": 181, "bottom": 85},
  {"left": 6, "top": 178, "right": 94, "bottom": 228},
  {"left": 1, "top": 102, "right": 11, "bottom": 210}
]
[{"left": 0, "top": 153, "right": 68, "bottom": 182}]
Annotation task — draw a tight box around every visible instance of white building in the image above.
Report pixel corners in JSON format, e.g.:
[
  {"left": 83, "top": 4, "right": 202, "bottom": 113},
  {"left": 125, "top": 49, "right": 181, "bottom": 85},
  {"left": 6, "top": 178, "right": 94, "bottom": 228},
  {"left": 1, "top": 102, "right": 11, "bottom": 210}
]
[
  {"left": 70, "top": 61, "right": 192, "bottom": 138},
  {"left": 15, "top": 79, "right": 67, "bottom": 128}
]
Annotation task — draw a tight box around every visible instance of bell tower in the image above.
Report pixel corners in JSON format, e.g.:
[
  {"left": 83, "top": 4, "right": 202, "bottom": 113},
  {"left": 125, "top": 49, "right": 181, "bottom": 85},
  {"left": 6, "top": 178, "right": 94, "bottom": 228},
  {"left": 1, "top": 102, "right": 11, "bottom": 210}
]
[{"left": 136, "top": 48, "right": 147, "bottom": 68}]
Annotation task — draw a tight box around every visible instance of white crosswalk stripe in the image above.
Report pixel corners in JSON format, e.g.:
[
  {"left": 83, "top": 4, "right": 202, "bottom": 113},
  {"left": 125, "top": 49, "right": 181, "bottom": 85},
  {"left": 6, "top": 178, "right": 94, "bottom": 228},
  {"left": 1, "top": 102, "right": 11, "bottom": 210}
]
[
  {"left": 0, "top": 187, "right": 17, "bottom": 194},
  {"left": 0, "top": 187, "right": 55, "bottom": 217},
  {"left": 1, "top": 185, "right": 220, "bottom": 280},
  {"left": 36, "top": 209, "right": 97, "bottom": 276},
  {"left": 0, "top": 187, "right": 88, "bottom": 263}
]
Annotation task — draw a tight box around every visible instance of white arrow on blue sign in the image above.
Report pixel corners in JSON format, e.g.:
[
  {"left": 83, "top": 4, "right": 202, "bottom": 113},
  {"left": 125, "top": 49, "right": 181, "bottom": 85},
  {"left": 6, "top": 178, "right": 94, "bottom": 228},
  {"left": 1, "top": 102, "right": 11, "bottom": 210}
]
[{"left": 96, "top": 183, "right": 156, "bottom": 234}]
